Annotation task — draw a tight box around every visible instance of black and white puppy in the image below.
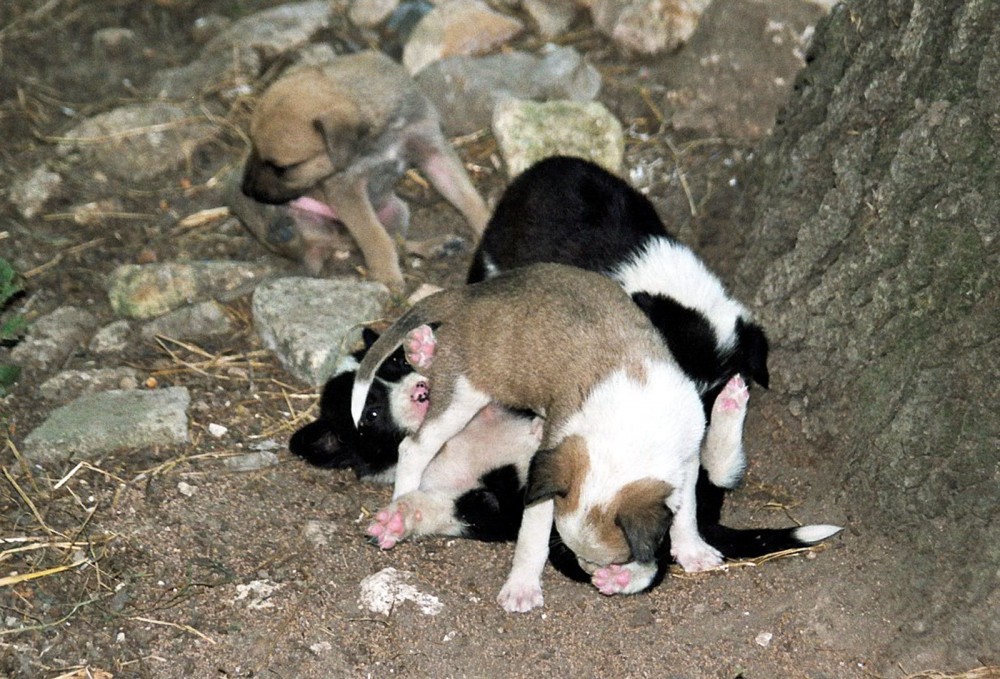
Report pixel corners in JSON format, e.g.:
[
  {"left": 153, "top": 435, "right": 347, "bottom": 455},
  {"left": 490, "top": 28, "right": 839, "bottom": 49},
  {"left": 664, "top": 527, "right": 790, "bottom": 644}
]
[
  {"left": 468, "top": 155, "right": 769, "bottom": 492},
  {"left": 290, "top": 328, "right": 535, "bottom": 542}
]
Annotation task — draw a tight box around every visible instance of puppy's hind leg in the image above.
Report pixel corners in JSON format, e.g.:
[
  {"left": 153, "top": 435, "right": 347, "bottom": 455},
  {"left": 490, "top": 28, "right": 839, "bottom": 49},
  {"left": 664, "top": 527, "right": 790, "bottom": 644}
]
[
  {"left": 701, "top": 375, "right": 749, "bottom": 489},
  {"left": 411, "top": 132, "right": 489, "bottom": 236},
  {"left": 393, "top": 377, "right": 490, "bottom": 499}
]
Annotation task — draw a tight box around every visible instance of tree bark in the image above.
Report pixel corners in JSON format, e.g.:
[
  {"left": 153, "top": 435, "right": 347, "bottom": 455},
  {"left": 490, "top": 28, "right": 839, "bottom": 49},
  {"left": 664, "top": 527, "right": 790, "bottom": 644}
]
[{"left": 736, "top": 0, "right": 999, "bottom": 669}]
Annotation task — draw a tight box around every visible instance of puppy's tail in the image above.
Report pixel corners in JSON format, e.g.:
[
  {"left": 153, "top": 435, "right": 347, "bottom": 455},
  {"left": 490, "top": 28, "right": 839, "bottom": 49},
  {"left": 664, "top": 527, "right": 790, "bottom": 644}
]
[
  {"left": 703, "top": 523, "right": 843, "bottom": 560},
  {"left": 350, "top": 290, "right": 455, "bottom": 426}
]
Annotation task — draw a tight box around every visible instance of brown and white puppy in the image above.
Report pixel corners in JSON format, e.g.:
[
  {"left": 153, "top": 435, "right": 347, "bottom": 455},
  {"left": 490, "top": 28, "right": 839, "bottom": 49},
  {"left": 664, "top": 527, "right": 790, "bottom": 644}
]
[
  {"left": 240, "top": 50, "right": 489, "bottom": 287},
  {"left": 351, "top": 263, "right": 722, "bottom": 612}
]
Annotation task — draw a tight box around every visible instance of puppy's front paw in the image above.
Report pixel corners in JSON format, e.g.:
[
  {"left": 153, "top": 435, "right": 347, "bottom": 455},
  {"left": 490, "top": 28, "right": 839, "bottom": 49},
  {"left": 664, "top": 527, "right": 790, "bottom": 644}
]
[
  {"left": 672, "top": 540, "right": 724, "bottom": 573},
  {"left": 497, "top": 578, "right": 544, "bottom": 613},
  {"left": 592, "top": 565, "right": 631, "bottom": 595},
  {"left": 404, "top": 324, "right": 436, "bottom": 370},
  {"left": 367, "top": 503, "right": 420, "bottom": 549}
]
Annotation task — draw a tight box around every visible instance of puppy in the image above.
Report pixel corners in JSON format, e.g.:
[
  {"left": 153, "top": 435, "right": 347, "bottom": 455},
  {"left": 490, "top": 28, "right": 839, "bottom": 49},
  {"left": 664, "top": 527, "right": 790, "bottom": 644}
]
[
  {"left": 290, "top": 328, "right": 539, "bottom": 542},
  {"left": 351, "top": 263, "right": 725, "bottom": 612},
  {"left": 292, "top": 328, "right": 840, "bottom": 593},
  {"left": 240, "top": 50, "right": 490, "bottom": 288},
  {"left": 468, "top": 155, "right": 768, "bottom": 490}
]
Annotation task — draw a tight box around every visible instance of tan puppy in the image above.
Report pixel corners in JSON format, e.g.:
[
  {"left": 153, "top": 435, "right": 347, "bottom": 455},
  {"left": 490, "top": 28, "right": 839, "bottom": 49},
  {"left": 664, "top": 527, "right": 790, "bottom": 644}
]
[
  {"left": 240, "top": 50, "right": 489, "bottom": 287},
  {"left": 351, "top": 263, "right": 722, "bottom": 612}
]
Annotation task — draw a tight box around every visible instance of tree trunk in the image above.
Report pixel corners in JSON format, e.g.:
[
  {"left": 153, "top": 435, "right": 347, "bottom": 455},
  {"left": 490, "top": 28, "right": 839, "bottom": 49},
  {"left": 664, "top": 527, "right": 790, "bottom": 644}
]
[{"left": 736, "top": 0, "right": 999, "bottom": 669}]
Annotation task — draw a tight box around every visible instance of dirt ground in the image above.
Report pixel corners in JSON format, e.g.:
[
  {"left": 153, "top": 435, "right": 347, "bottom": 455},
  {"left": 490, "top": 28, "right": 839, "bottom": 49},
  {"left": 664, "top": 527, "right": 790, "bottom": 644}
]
[{"left": 0, "top": 1, "right": 954, "bottom": 677}]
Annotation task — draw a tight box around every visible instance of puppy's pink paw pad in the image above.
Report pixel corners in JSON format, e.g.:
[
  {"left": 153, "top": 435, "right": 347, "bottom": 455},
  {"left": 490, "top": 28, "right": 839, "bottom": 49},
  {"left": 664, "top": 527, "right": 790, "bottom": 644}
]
[
  {"left": 715, "top": 375, "right": 749, "bottom": 413},
  {"left": 366, "top": 507, "right": 407, "bottom": 550},
  {"left": 592, "top": 565, "right": 631, "bottom": 595},
  {"left": 404, "top": 325, "right": 436, "bottom": 370}
]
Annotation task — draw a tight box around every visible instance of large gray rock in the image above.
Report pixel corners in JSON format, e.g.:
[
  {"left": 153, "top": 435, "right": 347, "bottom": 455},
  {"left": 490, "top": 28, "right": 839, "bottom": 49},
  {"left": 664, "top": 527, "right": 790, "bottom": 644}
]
[
  {"left": 415, "top": 46, "right": 601, "bottom": 136},
  {"left": 252, "top": 277, "right": 389, "bottom": 385},
  {"left": 736, "top": 0, "right": 1000, "bottom": 671},
  {"left": 57, "top": 103, "right": 218, "bottom": 183},
  {"left": 10, "top": 306, "right": 98, "bottom": 372},
  {"left": 21, "top": 387, "right": 191, "bottom": 465}
]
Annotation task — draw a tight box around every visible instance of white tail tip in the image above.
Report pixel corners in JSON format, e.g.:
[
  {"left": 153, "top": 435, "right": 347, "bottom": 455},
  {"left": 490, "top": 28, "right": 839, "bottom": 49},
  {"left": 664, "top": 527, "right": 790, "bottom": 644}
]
[
  {"left": 793, "top": 524, "right": 843, "bottom": 544},
  {"left": 350, "top": 378, "right": 373, "bottom": 427}
]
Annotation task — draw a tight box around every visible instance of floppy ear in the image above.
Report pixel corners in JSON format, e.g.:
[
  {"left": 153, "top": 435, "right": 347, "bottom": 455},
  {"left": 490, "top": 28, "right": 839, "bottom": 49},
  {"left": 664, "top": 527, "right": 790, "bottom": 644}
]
[
  {"left": 525, "top": 448, "right": 567, "bottom": 506},
  {"left": 313, "top": 109, "right": 370, "bottom": 171},
  {"left": 614, "top": 481, "right": 673, "bottom": 564},
  {"left": 616, "top": 502, "right": 671, "bottom": 564},
  {"left": 735, "top": 318, "right": 770, "bottom": 388}
]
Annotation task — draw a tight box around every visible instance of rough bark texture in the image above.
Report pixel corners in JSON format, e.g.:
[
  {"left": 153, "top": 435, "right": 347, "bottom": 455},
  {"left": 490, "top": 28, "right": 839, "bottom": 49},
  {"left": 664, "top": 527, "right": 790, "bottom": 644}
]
[{"left": 736, "top": 0, "right": 999, "bottom": 669}]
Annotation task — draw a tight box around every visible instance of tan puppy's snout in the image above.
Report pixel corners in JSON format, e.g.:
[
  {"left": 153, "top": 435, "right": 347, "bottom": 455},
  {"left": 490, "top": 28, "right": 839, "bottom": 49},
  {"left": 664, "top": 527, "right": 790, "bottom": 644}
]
[{"left": 241, "top": 152, "right": 303, "bottom": 206}]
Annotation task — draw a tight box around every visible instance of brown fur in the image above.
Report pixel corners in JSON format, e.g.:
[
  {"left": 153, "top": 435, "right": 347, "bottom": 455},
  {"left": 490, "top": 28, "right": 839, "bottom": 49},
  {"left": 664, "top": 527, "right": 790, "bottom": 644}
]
[
  {"left": 526, "top": 435, "right": 591, "bottom": 513},
  {"left": 240, "top": 51, "right": 489, "bottom": 288},
  {"left": 356, "top": 263, "right": 670, "bottom": 444}
]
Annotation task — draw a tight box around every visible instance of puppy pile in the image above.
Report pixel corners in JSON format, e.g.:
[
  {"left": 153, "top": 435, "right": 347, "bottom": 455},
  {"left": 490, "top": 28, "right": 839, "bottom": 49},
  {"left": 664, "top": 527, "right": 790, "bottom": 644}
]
[{"left": 286, "top": 154, "right": 841, "bottom": 612}]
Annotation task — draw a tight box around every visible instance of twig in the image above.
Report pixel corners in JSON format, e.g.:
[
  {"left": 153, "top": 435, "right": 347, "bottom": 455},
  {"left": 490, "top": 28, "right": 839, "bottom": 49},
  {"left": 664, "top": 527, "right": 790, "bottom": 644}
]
[
  {"left": 0, "top": 555, "right": 88, "bottom": 588},
  {"left": 0, "top": 597, "right": 100, "bottom": 637},
  {"left": 2, "top": 466, "right": 60, "bottom": 537}
]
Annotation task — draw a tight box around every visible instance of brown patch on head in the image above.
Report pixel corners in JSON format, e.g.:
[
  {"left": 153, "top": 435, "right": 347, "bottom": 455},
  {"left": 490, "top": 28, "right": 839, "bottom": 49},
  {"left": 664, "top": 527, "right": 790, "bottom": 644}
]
[
  {"left": 588, "top": 478, "right": 673, "bottom": 564},
  {"left": 525, "top": 435, "right": 590, "bottom": 512}
]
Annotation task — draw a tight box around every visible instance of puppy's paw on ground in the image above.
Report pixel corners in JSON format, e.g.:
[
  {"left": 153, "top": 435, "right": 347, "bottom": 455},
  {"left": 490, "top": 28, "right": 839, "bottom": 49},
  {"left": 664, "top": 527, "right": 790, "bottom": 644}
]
[
  {"left": 592, "top": 564, "right": 631, "bottom": 595},
  {"left": 672, "top": 540, "right": 724, "bottom": 573},
  {"left": 497, "top": 579, "right": 544, "bottom": 612},
  {"left": 714, "top": 374, "right": 749, "bottom": 414},
  {"left": 405, "top": 324, "right": 436, "bottom": 370},
  {"left": 367, "top": 504, "right": 419, "bottom": 549}
]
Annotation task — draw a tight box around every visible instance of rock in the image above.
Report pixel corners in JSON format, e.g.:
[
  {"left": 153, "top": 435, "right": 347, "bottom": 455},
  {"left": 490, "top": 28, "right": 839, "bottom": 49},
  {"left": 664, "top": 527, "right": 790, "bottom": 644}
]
[
  {"left": 39, "top": 367, "right": 140, "bottom": 402},
  {"left": 89, "top": 320, "right": 133, "bottom": 355},
  {"left": 591, "top": 0, "right": 710, "bottom": 54},
  {"left": 415, "top": 45, "right": 601, "bottom": 136},
  {"left": 223, "top": 451, "right": 280, "bottom": 472},
  {"left": 140, "top": 300, "right": 234, "bottom": 342},
  {"left": 252, "top": 276, "right": 389, "bottom": 385},
  {"left": 350, "top": 0, "right": 400, "bottom": 27},
  {"left": 402, "top": 0, "right": 524, "bottom": 74},
  {"left": 522, "top": 0, "right": 580, "bottom": 38},
  {"left": 107, "top": 261, "right": 277, "bottom": 320},
  {"left": 358, "top": 567, "right": 444, "bottom": 616},
  {"left": 663, "top": 0, "right": 828, "bottom": 138},
  {"left": 492, "top": 98, "right": 624, "bottom": 177},
  {"left": 9, "top": 306, "right": 99, "bottom": 372},
  {"left": 9, "top": 166, "right": 62, "bottom": 219},
  {"left": 149, "top": 1, "right": 330, "bottom": 100},
  {"left": 57, "top": 103, "right": 217, "bottom": 183},
  {"left": 21, "top": 387, "right": 191, "bottom": 465}
]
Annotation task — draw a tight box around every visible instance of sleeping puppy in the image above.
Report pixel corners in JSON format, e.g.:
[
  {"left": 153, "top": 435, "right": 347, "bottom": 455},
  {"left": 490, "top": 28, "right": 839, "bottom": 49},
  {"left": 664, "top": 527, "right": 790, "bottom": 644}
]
[
  {"left": 291, "top": 328, "right": 840, "bottom": 592},
  {"left": 468, "top": 155, "right": 769, "bottom": 490},
  {"left": 240, "top": 50, "right": 489, "bottom": 288},
  {"left": 351, "top": 263, "right": 723, "bottom": 612}
]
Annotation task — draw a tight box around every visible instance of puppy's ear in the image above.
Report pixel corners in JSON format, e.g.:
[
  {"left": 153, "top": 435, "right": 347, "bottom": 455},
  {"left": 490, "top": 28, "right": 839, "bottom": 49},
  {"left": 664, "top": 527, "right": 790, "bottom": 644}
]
[
  {"left": 525, "top": 448, "right": 567, "bottom": 506},
  {"left": 313, "top": 110, "right": 370, "bottom": 171},
  {"left": 614, "top": 480, "right": 673, "bottom": 564},
  {"left": 735, "top": 318, "right": 770, "bottom": 389}
]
